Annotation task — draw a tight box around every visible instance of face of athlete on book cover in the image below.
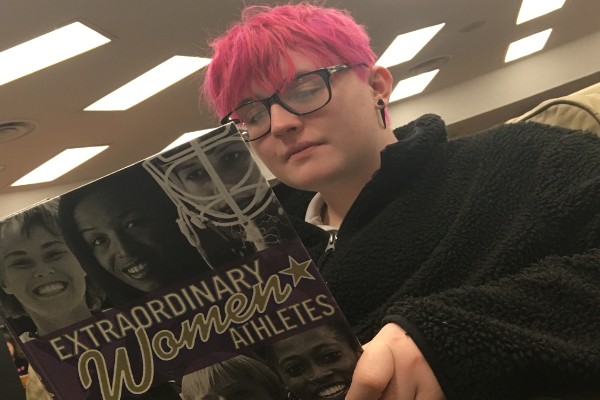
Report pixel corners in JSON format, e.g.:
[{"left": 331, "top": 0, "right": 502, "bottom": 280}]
[
  {"left": 0, "top": 222, "right": 87, "bottom": 317},
  {"left": 72, "top": 190, "right": 173, "bottom": 292},
  {"left": 270, "top": 325, "right": 360, "bottom": 400},
  {"left": 171, "top": 141, "right": 264, "bottom": 211}
]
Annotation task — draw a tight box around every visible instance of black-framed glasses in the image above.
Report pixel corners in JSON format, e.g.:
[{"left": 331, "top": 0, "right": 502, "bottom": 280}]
[{"left": 220, "top": 63, "right": 366, "bottom": 142}]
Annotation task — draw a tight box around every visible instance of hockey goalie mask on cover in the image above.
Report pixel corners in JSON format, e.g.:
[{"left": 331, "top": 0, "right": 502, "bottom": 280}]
[{"left": 143, "top": 125, "right": 273, "bottom": 265}]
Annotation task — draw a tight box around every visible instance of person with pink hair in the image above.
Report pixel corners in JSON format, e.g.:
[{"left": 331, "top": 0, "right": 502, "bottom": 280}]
[{"left": 202, "top": 3, "right": 600, "bottom": 400}]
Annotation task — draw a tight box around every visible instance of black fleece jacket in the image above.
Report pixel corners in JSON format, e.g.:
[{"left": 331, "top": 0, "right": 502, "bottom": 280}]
[{"left": 272, "top": 114, "right": 600, "bottom": 400}]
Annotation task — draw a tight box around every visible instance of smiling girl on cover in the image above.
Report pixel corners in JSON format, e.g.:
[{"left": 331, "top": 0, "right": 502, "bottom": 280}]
[
  {"left": 0, "top": 200, "right": 102, "bottom": 338},
  {"left": 0, "top": 200, "right": 105, "bottom": 400}
]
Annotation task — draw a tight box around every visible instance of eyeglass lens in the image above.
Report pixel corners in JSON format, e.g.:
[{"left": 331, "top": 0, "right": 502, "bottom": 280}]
[{"left": 235, "top": 72, "right": 331, "bottom": 140}]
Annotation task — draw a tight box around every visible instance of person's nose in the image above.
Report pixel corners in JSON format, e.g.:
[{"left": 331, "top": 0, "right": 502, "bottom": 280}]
[
  {"left": 269, "top": 103, "right": 302, "bottom": 139},
  {"left": 33, "top": 262, "right": 55, "bottom": 278},
  {"left": 305, "top": 363, "right": 333, "bottom": 383},
  {"left": 208, "top": 182, "right": 221, "bottom": 196},
  {"left": 110, "top": 233, "right": 134, "bottom": 259}
]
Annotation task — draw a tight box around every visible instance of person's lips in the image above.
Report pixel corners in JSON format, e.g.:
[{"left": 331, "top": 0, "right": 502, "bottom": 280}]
[
  {"left": 121, "top": 260, "right": 150, "bottom": 279},
  {"left": 284, "top": 141, "right": 322, "bottom": 160},
  {"left": 33, "top": 281, "right": 68, "bottom": 297},
  {"left": 314, "top": 382, "right": 348, "bottom": 399}
]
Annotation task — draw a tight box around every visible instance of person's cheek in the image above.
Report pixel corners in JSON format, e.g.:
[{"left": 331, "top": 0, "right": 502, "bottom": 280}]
[{"left": 96, "top": 251, "right": 111, "bottom": 272}]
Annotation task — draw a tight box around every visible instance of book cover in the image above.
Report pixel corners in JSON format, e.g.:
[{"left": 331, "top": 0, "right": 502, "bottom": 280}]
[{"left": 0, "top": 124, "right": 361, "bottom": 400}]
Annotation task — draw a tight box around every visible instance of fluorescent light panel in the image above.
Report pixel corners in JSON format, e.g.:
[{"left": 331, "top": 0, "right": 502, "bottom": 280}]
[
  {"left": 85, "top": 56, "right": 211, "bottom": 111},
  {"left": 161, "top": 129, "right": 216, "bottom": 152},
  {"left": 11, "top": 146, "right": 109, "bottom": 186},
  {"left": 376, "top": 23, "right": 445, "bottom": 68},
  {"left": 505, "top": 29, "right": 552, "bottom": 63},
  {"left": 389, "top": 69, "right": 439, "bottom": 102},
  {"left": 0, "top": 22, "right": 110, "bottom": 86},
  {"left": 516, "top": 0, "right": 565, "bottom": 24}
]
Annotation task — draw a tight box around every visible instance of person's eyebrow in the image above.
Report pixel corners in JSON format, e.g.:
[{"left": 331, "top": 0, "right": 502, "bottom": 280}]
[
  {"left": 78, "top": 227, "right": 97, "bottom": 235},
  {"left": 293, "top": 68, "right": 315, "bottom": 78},
  {"left": 76, "top": 209, "right": 134, "bottom": 235},
  {"left": 40, "top": 240, "right": 65, "bottom": 250},
  {"left": 211, "top": 141, "right": 240, "bottom": 155},
  {"left": 3, "top": 250, "right": 26, "bottom": 262},
  {"left": 232, "top": 69, "right": 316, "bottom": 109},
  {"left": 278, "top": 342, "right": 339, "bottom": 364}
]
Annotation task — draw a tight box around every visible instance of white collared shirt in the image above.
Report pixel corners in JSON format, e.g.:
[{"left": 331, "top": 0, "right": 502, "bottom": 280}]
[{"left": 305, "top": 192, "right": 339, "bottom": 232}]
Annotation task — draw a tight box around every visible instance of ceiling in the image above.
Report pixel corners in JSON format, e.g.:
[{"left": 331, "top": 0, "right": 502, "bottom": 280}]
[{"left": 1, "top": 0, "right": 600, "bottom": 217}]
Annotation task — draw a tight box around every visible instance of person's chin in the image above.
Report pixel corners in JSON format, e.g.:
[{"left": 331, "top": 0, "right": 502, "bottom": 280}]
[
  {"left": 282, "top": 169, "right": 330, "bottom": 192},
  {"left": 128, "top": 278, "right": 162, "bottom": 292}
]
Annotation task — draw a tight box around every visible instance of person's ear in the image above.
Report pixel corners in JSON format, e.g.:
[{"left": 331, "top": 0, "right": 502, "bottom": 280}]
[{"left": 368, "top": 65, "right": 393, "bottom": 104}]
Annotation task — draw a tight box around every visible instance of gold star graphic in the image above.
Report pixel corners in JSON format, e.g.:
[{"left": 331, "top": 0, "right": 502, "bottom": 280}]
[{"left": 279, "top": 256, "right": 315, "bottom": 286}]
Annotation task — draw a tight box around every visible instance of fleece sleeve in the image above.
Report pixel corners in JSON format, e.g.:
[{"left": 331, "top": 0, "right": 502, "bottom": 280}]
[
  {"left": 383, "top": 250, "right": 600, "bottom": 400},
  {"left": 375, "top": 125, "right": 600, "bottom": 400}
]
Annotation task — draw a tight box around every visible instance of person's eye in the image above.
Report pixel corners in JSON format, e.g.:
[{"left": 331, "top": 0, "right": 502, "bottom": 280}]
[
  {"left": 90, "top": 235, "right": 108, "bottom": 247},
  {"left": 7, "top": 258, "right": 33, "bottom": 269},
  {"left": 286, "top": 76, "right": 324, "bottom": 103},
  {"left": 287, "top": 85, "right": 322, "bottom": 103},
  {"left": 185, "top": 168, "right": 205, "bottom": 182},
  {"left": 245, "top": 108, "right": 268, "bottom": 126},
  {"left": 124, "top": 219, "right": 146, "bottom": 231},
  {"left": 45, "top": 250, "right": 68, "bottom": 262},
  {"left": 222, "top": 151, "right": 244, "bottom": 164},
  {"left": 319, "top": 350, "right": 342, "bottom": 364},
  {"left": 283, "top": 362, "right": 306, "bottom": 377},
  {"left": 237, "top": 102, "right": 268, "bottom": 127}
]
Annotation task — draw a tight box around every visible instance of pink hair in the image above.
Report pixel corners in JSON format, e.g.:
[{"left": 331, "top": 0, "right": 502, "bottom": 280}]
[{"left": 202, "top": 3, "right": 377, "bottom": 117}]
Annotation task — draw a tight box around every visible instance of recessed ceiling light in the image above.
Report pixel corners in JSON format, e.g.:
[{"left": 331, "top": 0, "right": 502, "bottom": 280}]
[
  {"left": 160, "top": 128, "right": 217, "bottom": 152},
  {"left": 516, "top": 0, "right": 566, "bottom": 24},
  {"left": 84, "top": 56, "right": 211, "bottom": 111},
  {"left": 505, "top": 29, "right": 552, "bottom": 63},
  {"left": 376, "top": 23, "right": 445, "bottom": 68},
  {"left": 0, "top": 22, "right": 110, "bottom": 86},
  {"left": 389, "top": 69, "right": 440, "bottom": 102},
  {"left": 11, "top": 146, "right": 109, "bottom": 186}
]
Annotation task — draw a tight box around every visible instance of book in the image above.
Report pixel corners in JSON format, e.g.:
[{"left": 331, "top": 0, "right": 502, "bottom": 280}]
[{"left": 0, "top": 123, "right": 361, "bottom": 400}]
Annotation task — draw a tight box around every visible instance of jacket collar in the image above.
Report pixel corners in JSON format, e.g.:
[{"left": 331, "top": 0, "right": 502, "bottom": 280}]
[
  {"left": 381, "top": 113, "right": 448, "bottom": 181},
  {"left": 338, "top": 114, "right": 448, "bottom": 237}
]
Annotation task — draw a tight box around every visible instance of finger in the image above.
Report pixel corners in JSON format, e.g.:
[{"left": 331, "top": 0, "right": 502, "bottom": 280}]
[
  {"left": 414, "top": 373, "right": 446, "bottom": 400},
  {"left": 371, "top": 324, "right": 437, "bottom": 400},
  {"left": 346, "top": 339, "right": 394, "bottom": 400},
  {"left": 377, "top": 347, "right": 418, "bottom": 400},
  {"left": 379, "top": 376, "right": 416, "bottom": 400}
]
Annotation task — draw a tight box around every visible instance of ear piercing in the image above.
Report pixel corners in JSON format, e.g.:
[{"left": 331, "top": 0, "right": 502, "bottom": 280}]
[{"left": 376, "top": 98, "right": 387, "bottom": 129}]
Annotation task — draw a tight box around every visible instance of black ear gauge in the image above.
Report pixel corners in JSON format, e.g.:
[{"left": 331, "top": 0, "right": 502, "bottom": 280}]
[{"left": 376, "top": 99, "right": 387, "bottom": 128}]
